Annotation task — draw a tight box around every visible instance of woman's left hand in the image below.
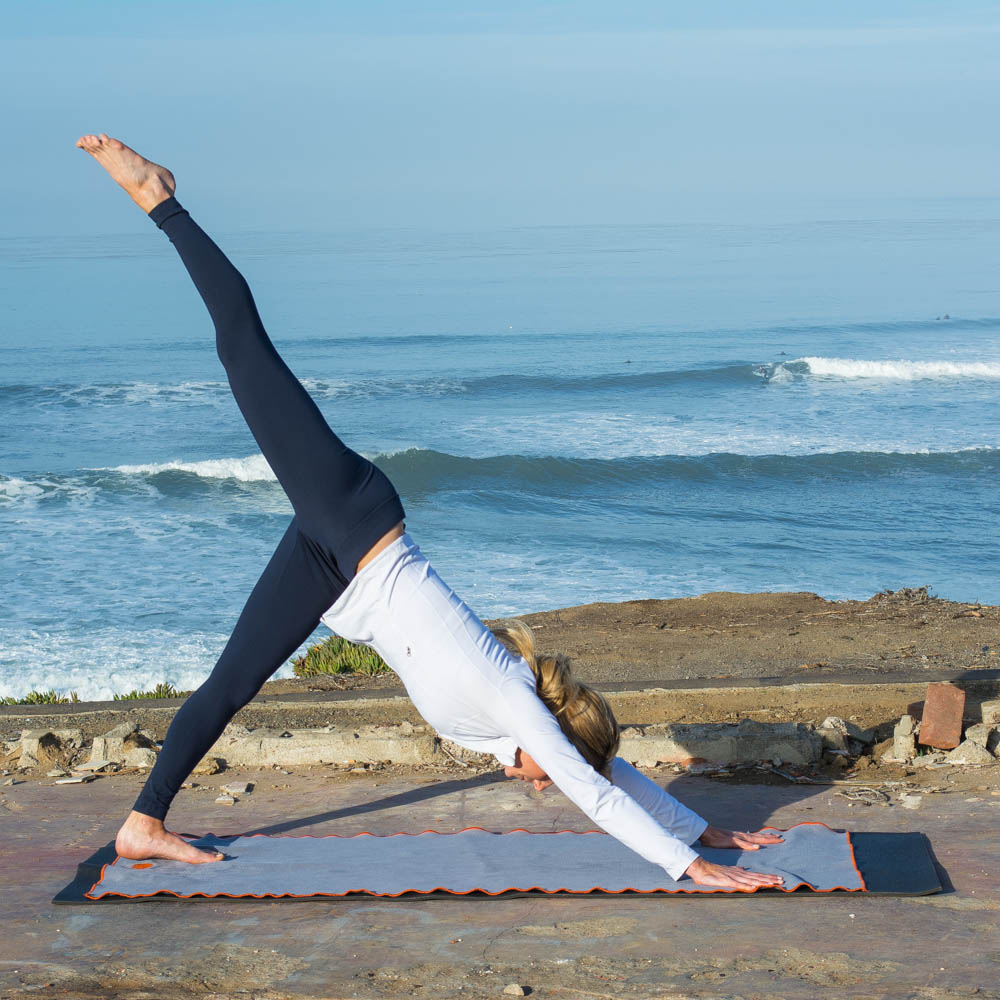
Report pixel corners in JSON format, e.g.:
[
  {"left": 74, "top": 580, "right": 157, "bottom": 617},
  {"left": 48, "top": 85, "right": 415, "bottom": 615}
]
[{"left": 698, "top": 825, "right": 784, "bottom": 850}]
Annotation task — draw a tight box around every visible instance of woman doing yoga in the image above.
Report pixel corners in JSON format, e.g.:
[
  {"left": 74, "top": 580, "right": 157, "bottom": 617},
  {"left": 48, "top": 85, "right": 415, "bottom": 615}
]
[{"left": 76, "top": 134, "right": 784, "bottom": 891}]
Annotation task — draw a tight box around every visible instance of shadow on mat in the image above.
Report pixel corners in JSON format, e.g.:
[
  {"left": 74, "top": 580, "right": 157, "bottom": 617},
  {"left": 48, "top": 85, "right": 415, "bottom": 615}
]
[
  {"left": 239, "top": 768, "right": 828, "bottom": 841},
  {"left": 240, "top": 769, "right": 507, "bottom": 836}
]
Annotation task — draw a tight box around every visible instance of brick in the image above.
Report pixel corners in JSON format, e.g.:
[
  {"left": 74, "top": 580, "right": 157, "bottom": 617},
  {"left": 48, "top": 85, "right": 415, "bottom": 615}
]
[{"left": 917, "top": 683, "right": 965, "bottom": 750}]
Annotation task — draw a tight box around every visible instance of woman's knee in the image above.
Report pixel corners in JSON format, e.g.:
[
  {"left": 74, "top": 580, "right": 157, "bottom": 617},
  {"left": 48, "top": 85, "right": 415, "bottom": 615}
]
[{"left": 198, "top": 666, "right": 264, "bottom": 718}]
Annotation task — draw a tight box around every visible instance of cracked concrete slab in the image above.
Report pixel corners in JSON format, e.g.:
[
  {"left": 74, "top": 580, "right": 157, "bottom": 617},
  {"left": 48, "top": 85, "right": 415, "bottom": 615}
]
[{"left": 1, "top": 762, "right": 998, "bottom": 999}]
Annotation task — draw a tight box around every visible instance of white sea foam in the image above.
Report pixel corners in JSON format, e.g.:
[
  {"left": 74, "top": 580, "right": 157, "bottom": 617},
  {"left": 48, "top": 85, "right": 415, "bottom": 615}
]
[
  {"left": 784, "top": 357, "right": 1000, "bottom": 380},
  {"left": 0, "top": 476, "right": 45, "bottom": 502},
  {"left": 106, "top": 454, "right": 278, "bottom": 482},
  {"left": 0, "top": 626, "right": 298, "bottom": 703},
  {"left": 26, "top": 381, "right": 230, "bottom": 408}
]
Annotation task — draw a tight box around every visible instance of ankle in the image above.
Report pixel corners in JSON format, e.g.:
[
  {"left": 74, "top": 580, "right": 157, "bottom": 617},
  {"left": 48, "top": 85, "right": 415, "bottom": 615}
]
[
  {"left": 133, "top": 181, "right": 172, "bottom": 214},
  {"left": 124, "top": 809, "right": 165, "bottom": 832}
]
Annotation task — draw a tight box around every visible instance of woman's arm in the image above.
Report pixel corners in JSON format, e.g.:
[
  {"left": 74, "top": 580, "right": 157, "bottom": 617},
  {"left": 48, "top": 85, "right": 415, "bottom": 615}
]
[
  {"left": 503, "top": 682, "right": 701, "bottom": 879},
  {"left": 503, "top": 682, "right": 784, "bottom": 886},
  {"left": 608, "top": 757, "right": 708, "bottom": 845}
]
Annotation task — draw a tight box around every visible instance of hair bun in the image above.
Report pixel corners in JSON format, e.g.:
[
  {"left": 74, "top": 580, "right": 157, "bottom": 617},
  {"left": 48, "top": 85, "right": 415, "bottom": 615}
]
[{"left": 490, "top": 619, "right": 620, "bottom": 775}]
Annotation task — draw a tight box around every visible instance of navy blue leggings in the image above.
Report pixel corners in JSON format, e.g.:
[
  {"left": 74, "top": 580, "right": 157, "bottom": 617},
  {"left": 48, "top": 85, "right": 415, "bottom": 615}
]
[{"left": 132, "top": 198, "right": 405, "bottom": 820}]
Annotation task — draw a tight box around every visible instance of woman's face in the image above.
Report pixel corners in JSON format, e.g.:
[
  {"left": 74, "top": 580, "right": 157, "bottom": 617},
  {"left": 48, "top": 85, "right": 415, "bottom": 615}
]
[{"left": 503, "top": 748, "right": 553, "bottom": 791}]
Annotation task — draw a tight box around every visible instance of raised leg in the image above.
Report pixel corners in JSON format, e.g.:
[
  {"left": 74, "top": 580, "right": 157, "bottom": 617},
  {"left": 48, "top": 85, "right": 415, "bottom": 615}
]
[
  {"left": 148, "top": 198, "right": 404, "bottom": 572},
  {"left": 76, "top": 133, "right": 405, "bottom": 576}
]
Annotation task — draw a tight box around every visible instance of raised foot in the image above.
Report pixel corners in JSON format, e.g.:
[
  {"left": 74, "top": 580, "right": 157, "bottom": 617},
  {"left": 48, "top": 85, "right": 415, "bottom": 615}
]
[
  {"left": 76, "top": 133, "right": 176, "bottom": 214},
  {"left": 116, "top": 812, "right": 223, "bottom": 864}
]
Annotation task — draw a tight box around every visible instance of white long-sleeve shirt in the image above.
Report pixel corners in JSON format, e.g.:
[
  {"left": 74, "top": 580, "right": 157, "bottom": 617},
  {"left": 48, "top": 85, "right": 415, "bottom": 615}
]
[{"left": 320, "top": 533, "right": 707, "bottom": 879}]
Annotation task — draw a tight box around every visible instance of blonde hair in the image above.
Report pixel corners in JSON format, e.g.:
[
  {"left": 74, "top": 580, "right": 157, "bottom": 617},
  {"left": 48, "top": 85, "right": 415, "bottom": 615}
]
[{"left": 492, "top": 620, "right": 620, "bottom": 779}]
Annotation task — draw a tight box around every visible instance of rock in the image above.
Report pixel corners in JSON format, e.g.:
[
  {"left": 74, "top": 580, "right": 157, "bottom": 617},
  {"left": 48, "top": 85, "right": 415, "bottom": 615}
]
[
  {"left": 221, "top": 781, "right": 253, "bottom": 796},
  {"left": 892, "top": 716, "right": 918, "bottom": 762},
  {"left": 104, "top": 722, "right": 139, "bottom": 740},
  {"left": 912, "top": 751, "right": 948, "bottom": 768},
  {"left": 503, "top": 986, "right": 528, "bottom": 997},
  {"left": 918, "top": 683, "right": 965, "bottom": 750},
  {"left": 946, "top": 740, "right": 996, "bottom": 765},
  {"left": 56, "top": 774, "right": 96, "bottom": 784},
  {"left": 620, "top": 719, "right": 822, "bottom": 766},
  {"left": 77, "top": 759, "right": 118, "bottom": 773},
  {"left": 88, "top": 737, "right": 120, "bottom": 763},
  {"left": 19, "top": 729, "right": 83, "bottom": 771},
  {"left": 981, "top": 700, "right": 1000, "bottom": 726},
  {"left": 215, "top": 794, "right": 236, "bottom": 805},
  {"left": 123, "top": 747, "right": 158, "bottom": 769},
  {"left": 817, "top": 717, "right": 849, "bottom": 753},
  {"left": 963, "top": 723, "right": 999, "bottom": 755},
  {"left": 47, "top": 768, "right": 69, "bottom": 778},
  {"left": 2, "top": 777, "right": 17, "bottom": 786},
  {"left": 900, "top": 793, "right": 923, "bottom": 810},
  {"left": 193, "top": 756, "right": 225, "bottom": 775},
  {"left": 90, "top": 724, "right": 158, "bottom": 766}
]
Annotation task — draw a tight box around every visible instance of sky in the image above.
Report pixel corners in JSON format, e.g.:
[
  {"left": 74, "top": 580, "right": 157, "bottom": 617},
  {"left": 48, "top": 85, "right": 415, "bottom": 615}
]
[{"left": 2, "top": 1, "right": 999, "bottom": 235}]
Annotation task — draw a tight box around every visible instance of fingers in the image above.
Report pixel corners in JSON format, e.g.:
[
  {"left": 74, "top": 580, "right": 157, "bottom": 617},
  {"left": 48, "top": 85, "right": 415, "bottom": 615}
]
[
  {"left": 686, "top": 858, "right": 785, "bottom": 890},
  {"left": 732, "top": 831, "right": 784, "bottom": 849}
]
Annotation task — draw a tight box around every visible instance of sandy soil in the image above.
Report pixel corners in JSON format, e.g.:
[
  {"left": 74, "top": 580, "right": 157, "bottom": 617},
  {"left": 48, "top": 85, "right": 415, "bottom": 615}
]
[{"left": 256, "top": 586, "right": 1000, "bottom": 694}]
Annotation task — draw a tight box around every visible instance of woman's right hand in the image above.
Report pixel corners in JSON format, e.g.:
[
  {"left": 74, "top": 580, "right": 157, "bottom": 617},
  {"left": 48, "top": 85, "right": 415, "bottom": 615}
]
[{"left": 684, "top": 856, "right": 784, "bottom": 891}]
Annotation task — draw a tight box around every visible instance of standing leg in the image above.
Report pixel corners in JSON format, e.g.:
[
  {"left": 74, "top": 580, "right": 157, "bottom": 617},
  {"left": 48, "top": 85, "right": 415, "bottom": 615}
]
[{"left": 117, "top": 521, "right": 343, "bottom": 862}]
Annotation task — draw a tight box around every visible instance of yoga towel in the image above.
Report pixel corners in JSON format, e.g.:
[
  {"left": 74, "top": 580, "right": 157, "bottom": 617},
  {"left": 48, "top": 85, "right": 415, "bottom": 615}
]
[{"left": 81, "top": 823, "right": 868, "bottom": 900}]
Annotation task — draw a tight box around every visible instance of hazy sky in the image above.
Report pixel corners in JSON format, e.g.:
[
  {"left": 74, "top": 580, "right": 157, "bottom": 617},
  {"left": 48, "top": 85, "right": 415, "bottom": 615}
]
[{"left": 3, "top": 1, "right": 999, "bottom": 234}]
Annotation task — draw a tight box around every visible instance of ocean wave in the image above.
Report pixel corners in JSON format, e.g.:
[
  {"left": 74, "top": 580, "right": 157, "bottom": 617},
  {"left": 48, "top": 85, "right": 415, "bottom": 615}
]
[
  {"left": 5, "top": 446, "right": 999, "bottom": 510},
  {"left": 377, "top": 447, "right": 1000, "bottom": 491},
  {"left": 6, "top": 355, "right": 1000, "bottom": 414},
  {"left": 106, "top": 454, "right": 278, "bottom": 482},
  {"left": 0, "top": 381, "right": 231, "bottom": 408},
  {"left": 771, "top": 357, "right": 1000, "bottom": 381},
  {"left": 0, "top": 366, "right": 758, "bottom": 411},
  {"left": 0, "top": 475, "right": 46, "bottom": 502}
]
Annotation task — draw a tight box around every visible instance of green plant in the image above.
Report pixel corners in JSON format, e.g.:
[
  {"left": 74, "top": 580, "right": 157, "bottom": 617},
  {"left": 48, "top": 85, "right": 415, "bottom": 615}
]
[
  {"left": 112, "top": 683, "right": 191, "bottom": 701},
  {"left": 291, "top": 635, "right": 389, "bottom": 677},
  {"left": 0, "top": 689, "right": 80, "bottom": 706}
]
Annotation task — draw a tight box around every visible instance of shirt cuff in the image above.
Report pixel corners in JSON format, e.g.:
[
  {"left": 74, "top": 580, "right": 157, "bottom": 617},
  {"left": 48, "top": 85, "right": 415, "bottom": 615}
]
[
  {"left": 666, "top": 843, "right": 701, "bottom": 881},
  {"left": 689, "top": 815, "right": 710, "bottom": 846}
]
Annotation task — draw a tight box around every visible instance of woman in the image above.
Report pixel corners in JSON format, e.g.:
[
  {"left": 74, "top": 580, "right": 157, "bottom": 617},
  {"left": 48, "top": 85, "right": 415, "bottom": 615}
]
[{"left": 76, "top": 134, "right": 784, "bottom": 890}]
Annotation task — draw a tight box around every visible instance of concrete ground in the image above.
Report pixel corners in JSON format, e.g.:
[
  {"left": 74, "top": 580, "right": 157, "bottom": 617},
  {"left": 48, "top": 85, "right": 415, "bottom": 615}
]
[{"left": 2, "top": 764, "right": 998, "bottom": 1000}]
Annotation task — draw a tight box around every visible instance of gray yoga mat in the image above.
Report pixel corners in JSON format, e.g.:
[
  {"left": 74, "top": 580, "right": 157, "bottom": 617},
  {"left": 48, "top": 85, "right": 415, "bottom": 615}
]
[{"left": 83, "top": 823, "right": 864, "bottom": 899}]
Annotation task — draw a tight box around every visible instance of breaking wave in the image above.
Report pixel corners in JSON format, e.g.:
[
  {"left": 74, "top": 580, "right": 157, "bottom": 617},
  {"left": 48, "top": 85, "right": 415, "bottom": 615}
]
[{"left": 770, "top": 357, "right": 1000, "bottom": 381}]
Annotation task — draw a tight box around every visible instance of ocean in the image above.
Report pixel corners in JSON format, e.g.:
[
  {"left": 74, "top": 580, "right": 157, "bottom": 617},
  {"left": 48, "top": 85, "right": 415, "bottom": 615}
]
[{"left": 2, "top": 203, "right": 999, "bottom": 700}]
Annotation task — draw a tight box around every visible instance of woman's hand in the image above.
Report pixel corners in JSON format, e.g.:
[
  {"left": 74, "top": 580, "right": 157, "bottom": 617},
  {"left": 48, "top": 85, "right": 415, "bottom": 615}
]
[
  {"left": 697, "top": 825, "right": 784, "bottom": 851},
  {"left": 683, "top": 856, "right": 785, "bottom": 890}
]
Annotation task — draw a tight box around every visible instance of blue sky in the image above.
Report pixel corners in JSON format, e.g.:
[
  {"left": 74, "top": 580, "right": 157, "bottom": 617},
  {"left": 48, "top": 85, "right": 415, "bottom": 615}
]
[{"left": 3, "top": 1, "right": 999, "bottom": 234}]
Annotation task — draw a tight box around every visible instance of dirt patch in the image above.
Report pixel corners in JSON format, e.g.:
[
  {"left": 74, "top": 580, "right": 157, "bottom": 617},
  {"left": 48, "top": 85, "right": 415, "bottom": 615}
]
[
  {"left": 514, "top": 916, "right": 639, "bottom": 938},
  {"left": 685, "top": 947, "right": 900, "bottom": 987},
  {"left": 49, "top": 944, "right": 308, "bottom": 998},
  {"left": 510, "top": 587, "right": 1000, "bottom": 684}
]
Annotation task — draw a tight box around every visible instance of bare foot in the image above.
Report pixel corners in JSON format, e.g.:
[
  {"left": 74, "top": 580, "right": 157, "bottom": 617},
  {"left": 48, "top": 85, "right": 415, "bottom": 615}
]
[
  {"left": 115, "top": 810, "right": 224, "bottom": 864},
  {"left": 75, "top": 133, "right": 176, "bottom": 213}
]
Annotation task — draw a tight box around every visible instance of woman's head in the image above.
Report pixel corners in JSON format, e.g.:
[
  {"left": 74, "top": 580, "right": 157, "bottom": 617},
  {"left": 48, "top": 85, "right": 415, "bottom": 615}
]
[{"left": 492, "top": 619, "right": 620, "bottom": 779}]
